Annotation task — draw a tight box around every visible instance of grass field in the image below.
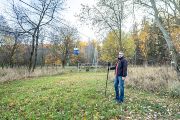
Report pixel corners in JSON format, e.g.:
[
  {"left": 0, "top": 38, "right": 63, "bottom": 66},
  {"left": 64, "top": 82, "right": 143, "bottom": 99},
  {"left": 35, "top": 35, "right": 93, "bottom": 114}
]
[{"left": 0, "top": 72, "right": 180, "bottom": 119}]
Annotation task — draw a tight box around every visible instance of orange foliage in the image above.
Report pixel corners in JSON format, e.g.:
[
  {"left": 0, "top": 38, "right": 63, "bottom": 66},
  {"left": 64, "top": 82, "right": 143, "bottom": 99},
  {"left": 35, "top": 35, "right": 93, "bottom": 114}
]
[{"left": 138, "top": 22, "right": 150, "bottom": 60}]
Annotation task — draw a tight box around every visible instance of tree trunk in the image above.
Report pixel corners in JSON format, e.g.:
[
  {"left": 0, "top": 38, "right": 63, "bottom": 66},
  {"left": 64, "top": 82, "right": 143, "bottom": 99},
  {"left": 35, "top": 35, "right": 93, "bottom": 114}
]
[
  {"left": 32, "top": 28, "right": 40, "bottom": 72},
  {"left": 172, "top": 50, "right": 180, "bottom": 80},
  {"left": 143, "top": 59, "right": 148, "bottom": 67},
  {"left": 28, "top": 34, "right": 36, "bottom": 73},
  {"left": 9, "top": 45, "right": 16, "bottom": 68},
  {"left": 118, "top": 0, "right": 123, "bottom": 51},
  {"left": 9, "top": 34, "right": 19, "bottom": 68},
  {"left": 62, "top": 60, "right": 65, "bottom": 68},
  {"left": 150, "top": 0, "right": 180, "bottom": 80},
  {"left": 41, "top": 38, "right": 44, "bottom": 69}
]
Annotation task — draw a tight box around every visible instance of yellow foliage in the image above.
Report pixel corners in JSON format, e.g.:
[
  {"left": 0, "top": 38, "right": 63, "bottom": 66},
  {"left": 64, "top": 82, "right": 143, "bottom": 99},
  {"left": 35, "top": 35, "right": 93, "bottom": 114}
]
[
  {"left": 100, "top": 31, "right": 135, "bottom": 62},
  {"left": 123, "top": 38, "right": 136, "bottom": 58},
  {"left": 139, "top": 31, "right": 148, "bottom": 42},
  {"left": 54, "top": 59, "right": 61, "bottom": 65},
  {"left": 100, "top": 31, "right": 119, "bottom": 62},
  {"left": 79, "top": 41, "right": 88, "bottom": 48},
  {"left": 45, "top": 54, "right": 54, "bottom": 65},
  {"left": 138, "top": 22, "right": 150, "bottom": 59}
]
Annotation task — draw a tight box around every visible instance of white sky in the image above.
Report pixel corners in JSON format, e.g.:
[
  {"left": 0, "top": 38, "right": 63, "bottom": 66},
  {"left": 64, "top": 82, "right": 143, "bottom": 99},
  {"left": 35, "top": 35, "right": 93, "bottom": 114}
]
[
  {"left": 0, "top": 0, "right": 97, "bottom": 41},
  {"left": 0, "top": 0, "right": 146, "bottom": 41},
  {"left": 61, "top": 0, "right": 146, "bottom": 41},
  {"left": 61, "top": 0, "right": 97, "bottom": 41}
]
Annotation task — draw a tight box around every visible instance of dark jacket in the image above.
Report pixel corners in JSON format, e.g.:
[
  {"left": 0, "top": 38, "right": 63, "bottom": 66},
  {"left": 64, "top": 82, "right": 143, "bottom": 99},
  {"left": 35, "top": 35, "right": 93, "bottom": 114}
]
[{"left": 110, "top": 57, "right": 128, "bottom": 77}]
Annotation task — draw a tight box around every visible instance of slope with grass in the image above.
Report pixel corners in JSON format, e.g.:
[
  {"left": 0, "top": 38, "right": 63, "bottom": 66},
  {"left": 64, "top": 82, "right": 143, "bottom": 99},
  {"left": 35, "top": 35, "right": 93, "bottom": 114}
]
[{"left": 0, "top": 72, "right": 179, "bottom": 119}]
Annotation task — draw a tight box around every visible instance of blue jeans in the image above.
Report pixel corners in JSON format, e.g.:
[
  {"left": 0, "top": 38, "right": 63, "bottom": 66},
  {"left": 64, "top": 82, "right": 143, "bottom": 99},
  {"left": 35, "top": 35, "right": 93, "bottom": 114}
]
[{"left": 114, "top": 76, "right": 124, "bottom": 102}]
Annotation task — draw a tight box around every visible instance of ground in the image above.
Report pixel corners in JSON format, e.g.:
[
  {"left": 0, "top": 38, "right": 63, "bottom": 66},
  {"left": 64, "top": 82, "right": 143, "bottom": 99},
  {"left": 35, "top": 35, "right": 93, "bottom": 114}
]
[{"left": 0, "top": 72, "right": 179, "bottom": 119}]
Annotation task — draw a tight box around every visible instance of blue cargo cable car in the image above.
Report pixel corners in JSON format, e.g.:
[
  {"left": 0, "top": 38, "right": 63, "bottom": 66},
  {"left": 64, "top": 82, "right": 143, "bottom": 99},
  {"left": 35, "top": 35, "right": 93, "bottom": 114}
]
[{"left": 73, "top": 48, "right": 79, "bottom": 55}]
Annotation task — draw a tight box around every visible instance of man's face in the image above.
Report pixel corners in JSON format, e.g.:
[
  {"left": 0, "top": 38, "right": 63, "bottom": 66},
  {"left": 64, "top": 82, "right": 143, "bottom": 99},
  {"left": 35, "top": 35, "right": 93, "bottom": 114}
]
[{"left": 118, "top": 53, "right": 124, "bottom": 58}]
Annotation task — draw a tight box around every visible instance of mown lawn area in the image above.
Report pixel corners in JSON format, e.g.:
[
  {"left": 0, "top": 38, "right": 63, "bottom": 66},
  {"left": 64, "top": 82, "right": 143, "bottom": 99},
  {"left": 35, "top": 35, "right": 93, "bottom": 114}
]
[{"left": 0, "top": 72, "right": 179, "bottom": 119}]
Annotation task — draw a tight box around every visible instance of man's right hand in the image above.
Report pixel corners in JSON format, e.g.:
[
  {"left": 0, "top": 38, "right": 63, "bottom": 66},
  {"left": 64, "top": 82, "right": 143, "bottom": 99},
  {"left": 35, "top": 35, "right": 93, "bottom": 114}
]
[{"left": 122, "top": 77, "right": 126, "bottom": 80}]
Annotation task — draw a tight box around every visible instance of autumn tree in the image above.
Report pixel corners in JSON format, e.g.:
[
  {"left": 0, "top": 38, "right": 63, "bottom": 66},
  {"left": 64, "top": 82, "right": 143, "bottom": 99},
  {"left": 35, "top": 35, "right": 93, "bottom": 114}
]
[
  {"left": 11, "top": 0, "right": 64, "bottom": 72},
  {"left": 138, "top": 18, "right": 152, "bottom": 66},
  {"left": 136, "top": 0, "right": 180, "bottom": 79},
  {"left": 131, "top": 22, "right": 144, "bottom": 65},
  {"left": 0, "top": 15, "right": 27, "bottom": 68},
  {"left": 50, "top": 26, "right": 78, "bottom": 68},
  {"left": 100, "top": 31, "right": 135, "bottom": 63}
]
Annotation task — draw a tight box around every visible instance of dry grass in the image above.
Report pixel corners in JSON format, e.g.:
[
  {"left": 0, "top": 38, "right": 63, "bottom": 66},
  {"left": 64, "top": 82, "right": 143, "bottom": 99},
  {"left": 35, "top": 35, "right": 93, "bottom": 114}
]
[
  {"left": 108, "top": 66, "right": 180, "bottom": 98},
  {"left": 128, "top": 66, "right": 173, "bottom": 91},
  {"left": 0, "top": 66, "right": 77, "bottom": 82}
]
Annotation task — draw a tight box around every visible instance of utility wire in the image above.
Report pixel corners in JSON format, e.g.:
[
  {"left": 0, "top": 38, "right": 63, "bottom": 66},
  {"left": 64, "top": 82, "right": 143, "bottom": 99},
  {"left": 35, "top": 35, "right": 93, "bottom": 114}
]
[{"left": 17, "top": 0, "right": 92, "bottom": 39}]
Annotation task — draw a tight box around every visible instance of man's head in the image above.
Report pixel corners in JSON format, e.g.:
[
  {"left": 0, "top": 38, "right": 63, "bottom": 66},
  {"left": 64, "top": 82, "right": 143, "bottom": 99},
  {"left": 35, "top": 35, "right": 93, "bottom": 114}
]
[{"left": 118, "top": 51, "right": 124, "bottom": 59}]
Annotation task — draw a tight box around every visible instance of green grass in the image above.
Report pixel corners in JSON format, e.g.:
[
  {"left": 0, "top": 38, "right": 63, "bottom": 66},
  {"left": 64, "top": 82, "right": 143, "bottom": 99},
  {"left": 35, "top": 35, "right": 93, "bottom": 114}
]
[{"left": 0, "top": 72, "right": 179, "bottom": 119}]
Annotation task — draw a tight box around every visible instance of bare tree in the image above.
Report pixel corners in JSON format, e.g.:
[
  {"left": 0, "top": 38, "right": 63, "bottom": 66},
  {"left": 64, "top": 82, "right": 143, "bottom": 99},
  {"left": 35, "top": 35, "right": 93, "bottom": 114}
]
[
  {"left": 0, "top": 15, "right": 26, "bottom": 68},
  {"left": 50, "top": 26, "right": 78, "bottom": 68},
  {"left": 11, "top": 0, "right": 64, "bottom": 72}
]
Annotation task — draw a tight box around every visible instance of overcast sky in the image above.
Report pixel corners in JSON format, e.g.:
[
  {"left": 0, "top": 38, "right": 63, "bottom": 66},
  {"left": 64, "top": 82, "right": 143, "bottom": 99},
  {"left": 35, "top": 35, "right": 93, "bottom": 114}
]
[
  {"left": 62, "top": 0, "right": 96, "bottom": 41},
  {"left": 0, "top": 0, "right": 97, "bottom": 41},
  {"left": 0, "top": 0, "right": 145, "bottom": 41}
]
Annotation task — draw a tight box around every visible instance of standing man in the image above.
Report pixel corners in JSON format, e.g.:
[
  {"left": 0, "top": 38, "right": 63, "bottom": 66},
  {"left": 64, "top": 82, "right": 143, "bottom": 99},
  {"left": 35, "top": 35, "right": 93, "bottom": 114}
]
[{"left": 110, "top": 51, "right": 128, "bottom": 103}]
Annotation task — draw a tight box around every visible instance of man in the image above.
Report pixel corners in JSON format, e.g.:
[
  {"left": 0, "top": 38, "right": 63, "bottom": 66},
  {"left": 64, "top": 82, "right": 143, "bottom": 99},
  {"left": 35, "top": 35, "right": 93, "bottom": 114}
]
[{"left": 110, "top": 51, "right": 128, "bottom": 103}]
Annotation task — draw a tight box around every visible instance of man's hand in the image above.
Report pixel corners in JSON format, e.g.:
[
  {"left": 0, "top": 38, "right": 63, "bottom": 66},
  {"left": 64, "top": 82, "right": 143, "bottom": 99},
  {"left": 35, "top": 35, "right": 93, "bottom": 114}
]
[{"left": 122, "top": 77, "right": 126, "bottom": 80}]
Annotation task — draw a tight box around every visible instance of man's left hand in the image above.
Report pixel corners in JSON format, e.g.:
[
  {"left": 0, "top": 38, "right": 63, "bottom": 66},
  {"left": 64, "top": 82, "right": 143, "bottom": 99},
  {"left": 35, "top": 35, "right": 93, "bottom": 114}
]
[{"left": 122, "top": 77, "right": 126, "bottom": 80}]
